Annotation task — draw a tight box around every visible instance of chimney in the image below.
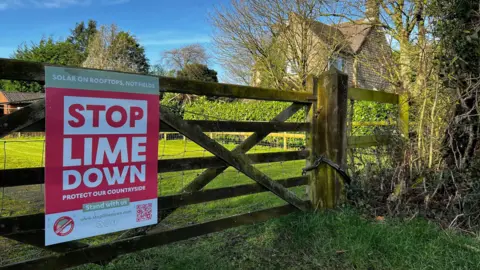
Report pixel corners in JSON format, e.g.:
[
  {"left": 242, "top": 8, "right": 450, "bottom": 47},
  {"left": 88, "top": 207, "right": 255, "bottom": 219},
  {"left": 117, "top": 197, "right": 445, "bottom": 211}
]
[{"left": 365, "top": 0, "right": 380, "bottom": 23}]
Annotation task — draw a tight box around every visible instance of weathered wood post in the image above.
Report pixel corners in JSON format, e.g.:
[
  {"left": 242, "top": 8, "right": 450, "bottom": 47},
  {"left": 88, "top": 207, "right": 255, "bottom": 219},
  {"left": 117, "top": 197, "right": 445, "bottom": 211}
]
[
  {"left": 398, "top": 94, "right": 409, "bottom": 138},
  {"left": 306, "top": 68, "right": 348, "bottom": 209}
]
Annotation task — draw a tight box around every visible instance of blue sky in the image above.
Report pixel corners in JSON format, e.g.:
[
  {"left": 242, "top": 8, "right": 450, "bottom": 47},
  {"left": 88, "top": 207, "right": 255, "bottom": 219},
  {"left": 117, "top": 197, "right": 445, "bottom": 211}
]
[{"left": 0, "top": 0, "right": 228, "bottom": 79}]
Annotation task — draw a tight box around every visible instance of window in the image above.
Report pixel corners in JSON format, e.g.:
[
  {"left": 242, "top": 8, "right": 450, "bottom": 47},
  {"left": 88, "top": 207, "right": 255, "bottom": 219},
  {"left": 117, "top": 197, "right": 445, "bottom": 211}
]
[
  {"left": 328, "top": 57, "right": 346, "bottom": 72},
  {"left": 286, "top": 61, "right": 297, "bottom": 75}
]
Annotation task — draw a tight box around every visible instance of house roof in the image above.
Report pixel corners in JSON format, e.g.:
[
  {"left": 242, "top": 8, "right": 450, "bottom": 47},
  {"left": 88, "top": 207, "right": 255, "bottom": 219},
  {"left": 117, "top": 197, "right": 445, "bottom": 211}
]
[
  {"left": 308, "top": 20, "right": 351, "bottom": 53},
  {"left": 336, "top": 20, "right": 372, "bottom": 53},
  {"left": 0, "top": 91, "right": 45, "bottom": 104},
  {"left": 309, "top": 18, "right": 373, "bottom": 54}
]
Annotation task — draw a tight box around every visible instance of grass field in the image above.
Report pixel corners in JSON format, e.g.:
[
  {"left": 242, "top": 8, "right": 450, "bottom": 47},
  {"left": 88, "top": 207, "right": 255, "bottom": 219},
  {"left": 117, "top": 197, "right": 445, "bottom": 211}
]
[
  {"left": 0, "top": 137, "right": 306, "bottom": 266},
  {"left": 2, "top": 138, "right": 480, "bottom": 269},
  {"left": 0, "top": 138, "right": 306, "bottom": 220},
  {"left": 79, "top": 209, "right": 480, "bottom": 270}
]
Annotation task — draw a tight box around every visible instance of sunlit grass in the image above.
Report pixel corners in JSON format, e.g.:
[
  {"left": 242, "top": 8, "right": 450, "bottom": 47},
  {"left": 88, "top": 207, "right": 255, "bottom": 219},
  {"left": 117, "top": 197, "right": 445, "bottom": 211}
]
[
  {"left": 2, "top": 138, "right": 480, "bottom": 269},
  {"left": 81, "top": 209, "right": 480, "bottom": 270}
]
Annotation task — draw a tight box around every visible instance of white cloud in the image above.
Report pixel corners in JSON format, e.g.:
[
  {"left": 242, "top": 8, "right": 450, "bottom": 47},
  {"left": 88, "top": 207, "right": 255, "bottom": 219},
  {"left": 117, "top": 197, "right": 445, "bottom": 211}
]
[
  {"left": 0, "top": 0, "right": 128, "bottom": 10},
  {"left": 138, "top": 30, "right": 211, "bottom": 47},
  {"left": 101, "top": 0, "right": 129, "bottom": 5},
  {"left": 138, "top": 31, "right": 211, "bottom": 46},
  {"left": 32, "top": 0, "right": 91, "bottom": 9},
  {"left": 0, "top": 0, "right": 24, "bottom": 10}
]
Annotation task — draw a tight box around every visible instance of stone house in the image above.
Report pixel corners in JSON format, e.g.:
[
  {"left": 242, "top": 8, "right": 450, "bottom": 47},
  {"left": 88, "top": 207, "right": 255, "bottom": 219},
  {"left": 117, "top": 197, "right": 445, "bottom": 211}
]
[
  {"left": 332, "top": 19, "right": 392, "bottom": 90},
  {"left": 253, "top": 14, "right": 392, "bottom": 91}
]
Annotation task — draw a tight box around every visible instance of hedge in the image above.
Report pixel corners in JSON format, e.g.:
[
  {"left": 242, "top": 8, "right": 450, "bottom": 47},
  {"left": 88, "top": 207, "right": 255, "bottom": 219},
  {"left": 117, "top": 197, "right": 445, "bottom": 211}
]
[
  {"left": 160, "top": 94, "right": 398, "bottom": 137},
  {"left": 182, "top": 97, "right": 307, "bottom": 122}
]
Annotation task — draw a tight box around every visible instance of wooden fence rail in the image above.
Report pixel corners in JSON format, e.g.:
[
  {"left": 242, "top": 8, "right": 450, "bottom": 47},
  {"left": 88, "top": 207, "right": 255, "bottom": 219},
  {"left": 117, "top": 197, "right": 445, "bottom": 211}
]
[
  {"left": 0, "top": 150, "right": 309, "bottom": 188},
  {"left": 2, "top": 204, "right": 300, "bottom": 270},
  {"left": 0, "top": 58, "right": 313, "bottom": 103},
  {"left": 1, "top": 176, "right": 308, "bottom": 236},
  {"left": 2, "top": 119, "right": 394, "bottom": 138},
  {"left": 13, "top": 119, "right": 310, "bottom": 133}
]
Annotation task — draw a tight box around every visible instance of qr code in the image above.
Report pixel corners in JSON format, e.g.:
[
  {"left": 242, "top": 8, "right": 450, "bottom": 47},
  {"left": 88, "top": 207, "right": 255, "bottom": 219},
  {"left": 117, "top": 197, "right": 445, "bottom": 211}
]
[{"left": 136, "top": 203, "right": 153, "bottom": 222}]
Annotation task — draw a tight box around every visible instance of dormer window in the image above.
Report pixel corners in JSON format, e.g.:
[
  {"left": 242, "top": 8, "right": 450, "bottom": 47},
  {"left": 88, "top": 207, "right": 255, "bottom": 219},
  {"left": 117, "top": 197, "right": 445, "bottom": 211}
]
[
  {"left": 328, "top": 56, "right": 346, "bottom": 72},
  {"left": 286, "top": 60, "right": 297, "bottom": 75}
]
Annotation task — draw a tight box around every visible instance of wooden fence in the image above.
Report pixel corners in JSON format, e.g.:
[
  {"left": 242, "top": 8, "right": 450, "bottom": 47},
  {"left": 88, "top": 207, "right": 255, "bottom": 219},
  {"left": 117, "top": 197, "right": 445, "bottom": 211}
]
[{"left": 0, "top": 58, "right": 407, "bottom": 269}]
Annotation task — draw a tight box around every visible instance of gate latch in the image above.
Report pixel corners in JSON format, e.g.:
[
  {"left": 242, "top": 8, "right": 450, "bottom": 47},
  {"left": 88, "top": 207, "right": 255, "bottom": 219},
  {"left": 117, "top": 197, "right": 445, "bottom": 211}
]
[{"left": 302, "top": 156, "right": 352, "bottom": 185}]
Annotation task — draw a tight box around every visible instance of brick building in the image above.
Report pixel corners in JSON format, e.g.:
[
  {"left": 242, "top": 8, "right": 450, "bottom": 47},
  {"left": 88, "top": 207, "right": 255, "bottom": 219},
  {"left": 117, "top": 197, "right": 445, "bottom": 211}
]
[
  {"left": 252, "top": 14, "right": 393, "bottom": 91},
  {"left": 0, "top": 91, "right": 45, "bottom": 116}
]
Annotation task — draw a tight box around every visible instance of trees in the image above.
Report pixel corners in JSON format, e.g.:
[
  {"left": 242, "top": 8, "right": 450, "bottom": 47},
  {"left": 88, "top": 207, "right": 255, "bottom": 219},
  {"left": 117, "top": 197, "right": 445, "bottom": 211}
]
[
  {"left": 211, "top": 0, "right": 346, "bottom": 90},
  {"left": 149, "top": 64, "right": 176, "bottom": 77},
  {"left": 161, "top": 44, "right": 217, "bottom": 82},
  {"left": 325, "top": 0, "right": 433, "bottom": 94},
  {"left": 324, "top": 0, "right": 452, "bottom": 169},
  {"left": 433, "top": 0, "right": 480, "bottom": 169},
  {"left": 2, "top": 38, "right": 83, "bottom": 92},
  {"left": 2, "top": 21, "right": 150, "bottom": 92},
  {"left": 82, "top": 24, "right": 149, "bottom": 73},
  {"left": 67, "top": 19, "right": 98, "bottom": 61},
  {"left": 162, "top": 44, "right": 208, "bottom": 70},
  {"left": 341, "top": 0, "right": 480, "bottom": 170},
  {"left": 160, "top": 44, "right": 217, "bottom": 107},
  {"left": 13, "top": 38, "right": 83, "bottom": 66},
  {"left": 161, "top": 62, "right": 219, "bottom": 114},
  {"left": 177, "top": 63, "right": 218, "bottom": 83}
]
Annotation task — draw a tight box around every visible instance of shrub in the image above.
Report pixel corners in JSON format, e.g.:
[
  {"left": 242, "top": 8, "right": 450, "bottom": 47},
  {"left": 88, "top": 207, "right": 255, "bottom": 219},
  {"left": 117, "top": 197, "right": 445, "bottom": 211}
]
[{"left": 182, "top": 97, "right": 307, "bottom": 122}]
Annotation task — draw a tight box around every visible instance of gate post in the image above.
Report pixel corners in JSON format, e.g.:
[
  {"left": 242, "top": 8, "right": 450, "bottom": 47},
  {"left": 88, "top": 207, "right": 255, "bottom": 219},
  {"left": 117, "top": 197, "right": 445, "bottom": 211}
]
[{"left": 306, "top": 68, "right": 348, "bottom": 209}]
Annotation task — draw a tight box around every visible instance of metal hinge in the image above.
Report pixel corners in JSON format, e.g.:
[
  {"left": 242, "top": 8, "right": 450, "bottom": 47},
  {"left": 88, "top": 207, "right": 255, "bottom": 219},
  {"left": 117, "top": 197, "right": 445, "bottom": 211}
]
[{"left": 302, "top": 156, "right": 352, "bottom": 185}]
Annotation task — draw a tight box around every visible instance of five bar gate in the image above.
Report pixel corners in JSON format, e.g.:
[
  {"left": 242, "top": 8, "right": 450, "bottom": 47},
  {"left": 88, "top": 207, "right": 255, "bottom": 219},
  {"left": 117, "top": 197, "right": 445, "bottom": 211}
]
[{"left": 0, "top": 58, "right": 405, "bottom": 269}]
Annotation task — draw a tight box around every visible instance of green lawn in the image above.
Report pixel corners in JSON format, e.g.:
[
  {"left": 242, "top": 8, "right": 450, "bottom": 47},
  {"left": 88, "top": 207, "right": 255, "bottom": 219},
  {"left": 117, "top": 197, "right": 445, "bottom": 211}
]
[
  {"left": 78, "top": 209, "right": 480, "bottom": 270},
  {"left": 2, "top": 138, "right": 480, "bottom": 269},
  {"left": 0, "top": 137, "right": 306, "bottom": 266},
  {"left": 0, "top": 138, "right": 306, "bottom": 221}
]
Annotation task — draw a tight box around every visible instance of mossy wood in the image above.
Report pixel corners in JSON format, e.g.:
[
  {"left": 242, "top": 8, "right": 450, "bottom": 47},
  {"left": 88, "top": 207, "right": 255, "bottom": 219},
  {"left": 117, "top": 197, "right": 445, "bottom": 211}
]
[
  {"left": 306, "top": 69, "right": 348, "bottom": 209},
  {"left": 398, "top": 94, "right": 409, "bottom": 138},
  {"left": 181, "top": 103, "right": 306, "bottom": 194},
  {"left": 348, "top": 87, "right": 399, "bottom": 104}
]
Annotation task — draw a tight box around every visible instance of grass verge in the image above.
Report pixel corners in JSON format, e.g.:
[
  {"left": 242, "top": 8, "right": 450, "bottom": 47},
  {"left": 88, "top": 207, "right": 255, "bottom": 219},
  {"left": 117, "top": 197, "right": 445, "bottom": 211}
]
[{"left": 78, "top": 209, "right": 480, "bottom": 270}]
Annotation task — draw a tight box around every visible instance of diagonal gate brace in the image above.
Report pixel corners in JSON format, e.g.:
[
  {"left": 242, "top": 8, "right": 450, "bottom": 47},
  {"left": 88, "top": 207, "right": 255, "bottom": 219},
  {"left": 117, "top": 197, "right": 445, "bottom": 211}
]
[
  {"left": 159, "top": 106, "right": 309, "bottom": 212},
  {"left": 181, "top": 103, "right": 306, "bottom": 193},
  {"left": 119, "top": 103, "right": 306, "bottom": 239}
]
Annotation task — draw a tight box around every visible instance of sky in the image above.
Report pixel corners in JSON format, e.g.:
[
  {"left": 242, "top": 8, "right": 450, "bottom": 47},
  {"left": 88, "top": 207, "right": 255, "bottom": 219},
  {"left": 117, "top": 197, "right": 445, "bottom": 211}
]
[{"left": 0, "top": 0, "right": 229, "bottom": 80}]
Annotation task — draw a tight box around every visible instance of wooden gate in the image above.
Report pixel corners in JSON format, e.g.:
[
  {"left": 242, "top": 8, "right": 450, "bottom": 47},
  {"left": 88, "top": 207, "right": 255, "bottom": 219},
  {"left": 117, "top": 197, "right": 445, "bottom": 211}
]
[{"left": 0, "top": 58, "right": 404, "bottom": 269}]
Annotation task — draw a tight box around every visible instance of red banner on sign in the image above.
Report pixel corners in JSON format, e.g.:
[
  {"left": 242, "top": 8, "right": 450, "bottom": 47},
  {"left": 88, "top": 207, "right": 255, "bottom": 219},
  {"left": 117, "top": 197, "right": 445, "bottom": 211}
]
[
  {"left": 45, "top": 75, "right": 159, "bottom": 246},
  {"left": 45, "top": 88, "right": 158, "bottom": 214}
]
